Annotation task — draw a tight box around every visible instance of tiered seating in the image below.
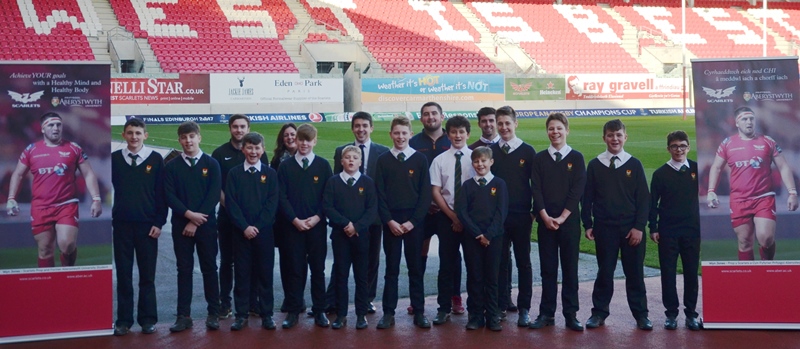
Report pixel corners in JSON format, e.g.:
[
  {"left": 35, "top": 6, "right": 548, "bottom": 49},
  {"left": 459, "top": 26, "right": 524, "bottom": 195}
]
[
  {"left": 467, "top": 1, "right": 646, "bottom": 73},
  {"left": 745, "top": 7, "right": 800, "bottom": 55},
  {"left": 300, "top": 0, "right": 348, "bottom": 35},
  {"left": 109, "top": 0, "right": 297, "bottom": 73},
  {"left": 0, "top": 0, "right": 96, "bottom": 61},
  {"left": 305, "top": 32, "right": 338, "bottom": 43},
  {"left": 342, "top": 0, "right": 499, "bottom": 73},
  {"left": 613, "top": 4, "right": 783, "bottom": 58}
]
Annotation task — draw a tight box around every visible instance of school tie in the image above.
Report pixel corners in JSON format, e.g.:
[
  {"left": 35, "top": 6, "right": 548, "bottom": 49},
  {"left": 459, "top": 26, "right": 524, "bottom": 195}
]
[
  {"left": 554, "top": 152, "right": 562, "bottom": 162},
  {"left": 609, "top": 156, "right": 619, "bottom": 170},
  {"left": 347, "top": 177, "right": 355, "bottom": 187},
  {"left": 359, "top": 144, "right": 366, "bottom": 174},
  {"left": 397, "top": 152, "right": 406, "bottom": 162},
  {"left": 302, "top": 157, "right": 309, "bottom": 170},
  {"left": 249, "top": 166, "right": 257, "bottom": 174},
  {"left": 502, "top": 143, "right": 511, "bottom": 154},
  {"left": 680, "top": 165, "right": 688, "bottom": 173},
  {"left": 128, "top": 153, "right": 138, "bottom": 167},
  {"left": 478, "top": 177, "right": 487, "bottom": 187},
  {"left": 189, "top": 157, "right": 196, "bottom": 167},
  {"left": 454, "top": 151, "right": 463, "bottom": 204}
]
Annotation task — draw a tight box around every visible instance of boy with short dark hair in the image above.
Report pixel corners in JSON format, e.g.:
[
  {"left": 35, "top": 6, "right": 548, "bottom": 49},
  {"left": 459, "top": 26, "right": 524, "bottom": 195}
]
[
  {"left": 225, "top": 132, "right": 279, "bottom": 331},
  {"left": 582, "top": 119, "right": 651, "bottom": 330},
  {"left": 457, "top": 146, "right": 508, "bottom": 331},
  {"left": 111, "top": 118, "right": 167, "bottom": 336},
  {"left": 649, "top": 130, "right": 702, "bottom": 331},
  {"left": 164, "top": 121, "right": 222, "bottom": 332},
  {"left": 430, "top": 115, "right": 474, "bottom": 325},
  {"left": 323, "top": 145, "right": 378, "bottom": 330},
  {"left": 375, "top": 116, "right": 432, "bottom": 329},
  {"left": 277, "top": 124, "right": 333, "bottom": 329}
]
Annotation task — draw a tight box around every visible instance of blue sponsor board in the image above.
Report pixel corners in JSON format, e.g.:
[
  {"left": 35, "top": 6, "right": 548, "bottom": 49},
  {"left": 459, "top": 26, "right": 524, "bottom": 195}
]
[
  {"left": 515, "top": 108, "right": 695, "bottom": 118},
  {"left": 126, "top": 113, "right": 326, "bottom": 124}
]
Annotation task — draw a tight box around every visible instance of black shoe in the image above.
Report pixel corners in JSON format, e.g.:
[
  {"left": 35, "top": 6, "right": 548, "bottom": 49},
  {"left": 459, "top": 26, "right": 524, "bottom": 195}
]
[
  {"left": 488, "top": 319, "right": 502, "bottom": 331},
  {"left": 565, "top": 316, "right": 584, "bottom": 331},
  {"left": 585, "top": 315, "right": 605, "bottom": 329},
  {"left": 331, "top": 316, "right": 347, "bottom": 329},
  {"left": 414, "top": 314, "right": 431, "bottom": 329},
  {"left": 500, "top": 311, "right": 507, "bottom": 322},
  {"left": 262, "top": 317, "right": 276, "bottom": 330},
  {"left": 465, "top": 315, "right": 484, "bottom": 330},
  {"left": 113, "top": 325, "right": 129, "bottom": 336},
  {"left": 432, "top": 311, "right": 450, "bottom": 325},
  {"left": 528, "top": 315, "right": 555, "bottom": 329},
  {"left": 306, "top": 310, "right": 314, "bottom": 317},
  {"left": 517, "top": 309, "right": 531, "bottom": 327},
  {"left": 324, "top": 305, "right": 337, "bottom": 314},
  {"left": 356, "top": 315, "right": 368, "bottom": 329},
  {"left": 231, "top": 317, "right": 248, "bottom": 331},
  {"left": 686, "top": 317, "right": 702, "bottom": 331},
  {"left": 664, "top": 317, "right": 678, "bottom": 330},
  {"left": 507, "top": 302, "right": 518, "bottom": 312},
  {"left": 315, "top": 312, "right": 330, "bottom": 328},
  {"left": 367, "top": 302, "right": 377, "bottom": 314},
  {"left": 636, "top": 317, "right": 653, "bottom": 331},
  {"left": 169, "top": 316, "right": 193, "bottom": 333},
  {"left": 141, "top": 324, "right": 156, "bottom": 334},
  {"left": 282, "top": 313, "right": 299, "bottom": 329},
  {"left": 219, "top": 307, "right": 232, "bottom": 320},
  {"left": 206, "top": 315, "right": 220, "bottom": 330},
  {"left": 377, "top": 314, "right": 395, "bottom": 329}
]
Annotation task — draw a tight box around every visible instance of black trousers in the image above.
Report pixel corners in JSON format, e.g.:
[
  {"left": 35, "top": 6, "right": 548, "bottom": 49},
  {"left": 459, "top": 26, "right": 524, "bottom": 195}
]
[
  {"left": 172, "top": 222, "right": 220, "bottom": 317},
  {"left": 463, "top": 234, "right": 502, "bottom": 320},
  {"left": 536, "top": 216, "right": 581, "bottom": 318},
  {"left": 591, "top": 222, "right": 648, "bottom": 319},
  {"left": 233, "top": 226, "right": 275, "bottom": 318},
  {"left": 332, "top": 228, "right": 370, "bottom": 317},
  {"left": 382, "top": 209, "right": 425, "bottom": 315},
  {"left": 658, "top": 234, "right": 700, "bottom": 318},
  {"left": 436, "top": 212, "right": 465, "bottom": 312},
  {"left": 325, "top": 223, "right": 382, "bottom": 307},
  {"left": 113, "top": 220, "right": 158, "bottom": 327},
  {"left": 218, "top": 211, "right": 258, "bottom": 310},
  {"left": 285, "top": 222, "right": 327, "bottom": 314},
  {"left": 274, "top": 215, "right": 305, "bottom": 310},
  {"left": 425, "top": 211, "right": 462, "bottom": 299},
  {"left": 498, "top": 212, "right": 533, "bottom": 311}
]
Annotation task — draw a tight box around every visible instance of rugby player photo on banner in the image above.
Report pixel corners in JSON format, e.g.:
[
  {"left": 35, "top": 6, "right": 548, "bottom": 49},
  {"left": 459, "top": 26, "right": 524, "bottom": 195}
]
[
  {"left": 0, "top": 62, "right": 113, "bottom": 343},
  {"left": 692, "top": 57, "right": 800, "bottom": 329}
]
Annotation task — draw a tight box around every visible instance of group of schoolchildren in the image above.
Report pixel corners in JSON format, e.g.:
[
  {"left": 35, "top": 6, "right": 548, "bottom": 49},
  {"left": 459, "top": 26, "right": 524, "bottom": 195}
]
[{"left": 111, "top": 101, "right": 701, "bottom": 336}]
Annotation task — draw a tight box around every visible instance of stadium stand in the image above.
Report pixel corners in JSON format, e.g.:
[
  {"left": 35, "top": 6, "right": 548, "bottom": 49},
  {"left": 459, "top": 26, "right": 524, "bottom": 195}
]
[
  {"left": 108, "top": 0, "right": 298, "bottom": 73},
  {"left": 465, "top": 0, "right": 647, "bottom": 73},
  {"left": 3, "top": 0, "right": 800, "bottom": 74}
]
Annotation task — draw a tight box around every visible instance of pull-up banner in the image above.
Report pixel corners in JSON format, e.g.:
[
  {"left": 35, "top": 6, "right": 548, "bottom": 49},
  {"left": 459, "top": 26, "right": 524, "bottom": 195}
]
[
  {"left": 0, "top": 62, "right": 113, "bottom": 343},
  {"left": 692, "top": 57, "right": 800, "bottom": 329}
]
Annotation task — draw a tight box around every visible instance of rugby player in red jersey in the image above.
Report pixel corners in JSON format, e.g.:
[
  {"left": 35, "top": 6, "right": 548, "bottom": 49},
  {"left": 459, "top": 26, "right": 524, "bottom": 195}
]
[
  {"left": 6, "top": 112, "right": 103, "bottom": 267},
  {"left": 707, "top": 107, "right": 798, "bottom": 260}
]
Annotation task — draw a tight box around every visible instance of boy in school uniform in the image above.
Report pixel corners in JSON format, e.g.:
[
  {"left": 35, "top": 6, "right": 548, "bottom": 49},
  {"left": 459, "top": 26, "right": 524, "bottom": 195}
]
[
  {"left": 164, "top": 121, "right": 222, "bottom": 332},
  {"left": 529, "top": 113, "right": 586, "bottom": 332},
  {"left": 224, "top": 132, "right": 279, "bottom": 331},
  {"left": 375, "top": 116, "right": 432, "bottom": 329},
  {"left": 456, "top": 146, "right": 508, "bottom": 331},
  {"left": 489, "top": 106, "right": 535, "bottom": 326},
  {"left": 212, "top": 114, "right": 268, "bottom": 319},
  {"left": 111, "top": 118, "right": 167, "bottom": 336},
  {"left": 429, "top": 115, "right": 475, "bottom": 325},
  {"left": 323, "top": 145, "right": 378, "bottom": 330},
  {"left": 277, "top": 124, "right": 333, "bottom": 329},
  {"left": 581, "top": 119, "right": 652, "bottom": 331},
  {"left": 649, "top": 130, "right": 702, "bottom": 331},
  {"left": 326, "top": 111, "right": 389, "bottom": 315}
]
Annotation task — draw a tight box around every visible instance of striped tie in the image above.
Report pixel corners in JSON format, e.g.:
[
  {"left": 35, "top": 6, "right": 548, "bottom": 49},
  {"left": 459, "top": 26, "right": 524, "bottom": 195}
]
[
  {"left": 128, "top": 153, "right": 138, "bottom": 167},
  {"left": 680, "top": 165, "right": 688, "bottom": 173},
  {"left": 347, "top": 177, "right": 355, "bottom": 187},
  {"left": 302, "top": 157, "right": 309, "bottom": 170},
  {"left": 454, "top": 151, "right": 463, "bottom": 205},
  {"left": 397, "top": 153, "right": 406, "bottom": 162},
  {"left": 502, "top": 143, "right": 510, "bottom": 154},
  {"left": 610, "top": 156, "right": 619, "bottom": 170},
  {"left": 189, "top": 157, "right": 196, "bottom": 167},
  {"left": 554, "top": 152, "right": 562, "bottom": 162},
  {"left": 478, "top": 177, "right": 487, "bottom": 187}
]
